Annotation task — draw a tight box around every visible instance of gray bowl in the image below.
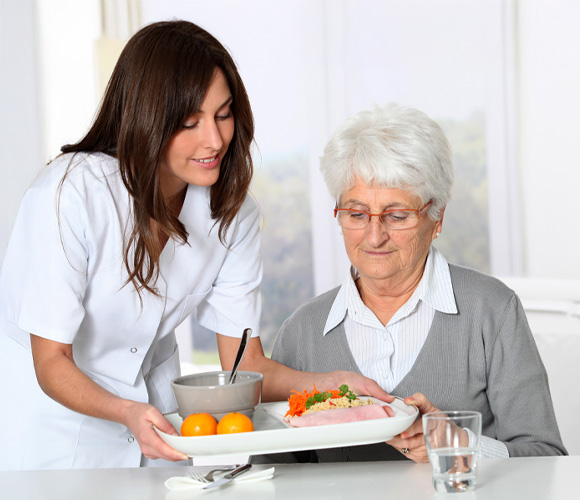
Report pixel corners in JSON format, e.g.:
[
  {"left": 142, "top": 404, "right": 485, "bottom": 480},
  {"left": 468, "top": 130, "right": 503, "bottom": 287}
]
[{"left": 171, "top": 371, "right": 263, "bottom": 420}]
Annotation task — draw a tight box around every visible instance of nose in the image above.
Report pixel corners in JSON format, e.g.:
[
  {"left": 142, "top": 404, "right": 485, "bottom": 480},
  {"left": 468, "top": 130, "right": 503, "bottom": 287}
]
[
  {"left": 366, "top": 216, "right": 389, "bottom": 246},
  {"left": 202, "top": 119, "right": 223, "bottom": 151}
]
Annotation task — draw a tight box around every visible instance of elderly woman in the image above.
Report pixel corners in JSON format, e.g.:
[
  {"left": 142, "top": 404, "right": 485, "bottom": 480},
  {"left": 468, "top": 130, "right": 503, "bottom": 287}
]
[{"left": 271, "top": 103, "right": 567, "bottom": 463}]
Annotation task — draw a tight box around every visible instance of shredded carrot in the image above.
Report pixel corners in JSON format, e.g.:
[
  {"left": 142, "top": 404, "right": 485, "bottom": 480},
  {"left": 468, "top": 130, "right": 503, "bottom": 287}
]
[
  {"left": 285, "top": 385, "right": 318, "bottom": 418},
  {"left": 284, "top": 385, "right": 346, "bottom": 418}
]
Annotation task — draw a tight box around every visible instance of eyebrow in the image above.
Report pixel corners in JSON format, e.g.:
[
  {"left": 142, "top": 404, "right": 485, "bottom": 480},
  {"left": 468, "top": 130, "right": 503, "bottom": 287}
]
[
  {"left": 192, "top": 95, "right": 233, "bottom": 116},
  {"left": 341, "top": 199, "right": 410, "bottom": 210},
  {"left": 217, "top": 95, "right": 233, "bottom": 112}
]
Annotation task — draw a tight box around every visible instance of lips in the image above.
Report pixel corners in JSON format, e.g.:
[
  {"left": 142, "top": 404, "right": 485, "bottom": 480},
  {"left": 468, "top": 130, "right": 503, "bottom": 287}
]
[
  {"left": 192, "top": 155, "right": 219, "bottom": 169},
  {"left": 196, "top": 156, "right": 217, "bottom": 164},
  {"left": 364, "top": 249, "right": 395, "bottom": 256}
]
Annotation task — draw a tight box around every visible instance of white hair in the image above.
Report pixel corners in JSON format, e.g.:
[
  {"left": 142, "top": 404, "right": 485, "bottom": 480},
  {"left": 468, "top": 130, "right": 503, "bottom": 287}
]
[{"left": 319, "top": 103, "right": 454, "bottom": 220}]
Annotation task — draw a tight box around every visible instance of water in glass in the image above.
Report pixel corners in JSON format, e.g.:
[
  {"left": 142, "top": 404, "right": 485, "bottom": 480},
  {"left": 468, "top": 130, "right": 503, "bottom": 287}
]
[{"left": 429, "top": 447, "right": 478, "bottom": 493}]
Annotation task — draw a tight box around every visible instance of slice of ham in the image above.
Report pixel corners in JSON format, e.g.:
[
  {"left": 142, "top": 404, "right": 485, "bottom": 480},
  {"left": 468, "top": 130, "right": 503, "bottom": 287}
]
[{"left": 287, "top": 404, "right": 391, "bottom": 427}]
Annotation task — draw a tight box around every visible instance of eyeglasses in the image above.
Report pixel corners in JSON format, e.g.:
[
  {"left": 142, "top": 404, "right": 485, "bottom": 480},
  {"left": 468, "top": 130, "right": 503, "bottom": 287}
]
[{"left": 334, "top": 200, "right": 432, "bottom": 231}]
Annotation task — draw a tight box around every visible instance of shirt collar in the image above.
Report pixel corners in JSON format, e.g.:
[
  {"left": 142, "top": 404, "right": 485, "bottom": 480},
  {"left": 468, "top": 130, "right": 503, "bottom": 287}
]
[
  {"left": 322, "top": 246, "right": 457, "bottom": 335},
  {"left": 421, "top": 246, "right": 458, "bottom": 314},
  {"left": 322, "top": 270, "right": 350, "bottom": 335}
]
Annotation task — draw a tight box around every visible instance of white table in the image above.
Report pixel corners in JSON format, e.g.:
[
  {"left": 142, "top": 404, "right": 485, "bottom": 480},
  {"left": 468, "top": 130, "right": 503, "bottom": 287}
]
[{"left": 0, "top": 455, "right": 576, "bottom": 500}]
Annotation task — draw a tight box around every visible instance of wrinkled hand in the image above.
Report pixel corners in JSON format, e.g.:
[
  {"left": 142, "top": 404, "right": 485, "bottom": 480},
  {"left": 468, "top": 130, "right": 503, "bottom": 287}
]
[
  {"left": 329, "top": 370, "right": 396, "bottom": 417},
  {"left": 387, "top": 392, "right": 441, "bottom": 463},
  {"left": 122, "top": 401, "right": 188, "bottom": 462}
]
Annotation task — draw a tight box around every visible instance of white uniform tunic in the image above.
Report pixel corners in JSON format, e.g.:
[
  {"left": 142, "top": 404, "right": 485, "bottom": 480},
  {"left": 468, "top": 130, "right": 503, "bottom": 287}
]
[{"left": 0, "top": 152, "right": 262, "bottom": 470}]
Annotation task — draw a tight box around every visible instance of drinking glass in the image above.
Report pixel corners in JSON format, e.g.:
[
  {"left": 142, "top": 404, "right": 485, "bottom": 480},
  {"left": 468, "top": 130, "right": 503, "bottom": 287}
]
[{"left": 423, "top": 411, "right": 482, "bottom": 493}]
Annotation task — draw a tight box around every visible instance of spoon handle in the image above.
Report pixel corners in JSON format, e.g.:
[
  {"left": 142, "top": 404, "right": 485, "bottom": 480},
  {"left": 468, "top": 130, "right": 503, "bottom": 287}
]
[{"left": 228, "top": 328, "right": 252, "bottom": 384}]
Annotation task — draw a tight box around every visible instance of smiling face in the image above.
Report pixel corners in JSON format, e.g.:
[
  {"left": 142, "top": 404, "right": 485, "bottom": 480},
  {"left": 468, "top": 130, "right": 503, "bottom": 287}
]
[
  {"left": 159, "top": 68, "right": 235, "bottom": 199},
  {"left": 339, "top": 179, "right": 443, "bottom": 294}
]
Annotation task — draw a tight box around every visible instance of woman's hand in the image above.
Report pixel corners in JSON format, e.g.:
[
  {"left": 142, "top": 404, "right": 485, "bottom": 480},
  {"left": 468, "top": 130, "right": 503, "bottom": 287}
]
[
  {"left": 30, "top": 334, "right": 187, "bottom": 462},
  {"left": 120, "top": 401, "right": 188, "bottom": 462},
  {"left": 387, "top": 392, "right": 441, "bottom": 463},
  {"left": 328, "top": 370, "right": 396, "bottom": 416}
]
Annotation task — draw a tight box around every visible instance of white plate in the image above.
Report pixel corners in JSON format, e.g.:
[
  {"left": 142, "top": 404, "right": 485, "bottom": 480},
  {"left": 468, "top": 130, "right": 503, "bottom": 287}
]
[{"left": 155, "top": 397, "right": 418, "bottom": 458}]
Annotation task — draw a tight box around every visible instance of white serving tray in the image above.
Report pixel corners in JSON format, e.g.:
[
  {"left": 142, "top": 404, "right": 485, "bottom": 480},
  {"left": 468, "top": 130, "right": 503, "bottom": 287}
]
[{"left": 155, "top": 397, "right": 418, "bottom": 458}]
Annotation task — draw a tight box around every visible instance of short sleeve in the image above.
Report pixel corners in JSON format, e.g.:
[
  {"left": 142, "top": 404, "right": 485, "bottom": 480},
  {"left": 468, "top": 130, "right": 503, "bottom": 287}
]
[
  {"left": 195, "top": 196, "right": 263, "bottom": 338},
  {"left": 0, "top": 168, "right": 88, "bottom": 344}
]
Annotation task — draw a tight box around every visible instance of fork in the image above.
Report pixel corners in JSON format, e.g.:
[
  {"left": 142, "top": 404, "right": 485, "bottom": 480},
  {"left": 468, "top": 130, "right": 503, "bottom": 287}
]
[{"left": 189, "top": 465, "right": 240, "bottom": 483}]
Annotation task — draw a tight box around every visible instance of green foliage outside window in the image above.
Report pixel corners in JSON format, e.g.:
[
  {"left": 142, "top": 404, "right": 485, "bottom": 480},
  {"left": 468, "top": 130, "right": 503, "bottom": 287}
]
[{"left": 436, "top": 111, "right": 490, "bottom": 274}]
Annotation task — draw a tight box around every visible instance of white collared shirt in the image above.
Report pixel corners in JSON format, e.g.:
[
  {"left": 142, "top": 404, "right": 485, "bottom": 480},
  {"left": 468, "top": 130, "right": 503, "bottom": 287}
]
[{"left": 323, "top": 246, "right": 508, "bottom": 459}]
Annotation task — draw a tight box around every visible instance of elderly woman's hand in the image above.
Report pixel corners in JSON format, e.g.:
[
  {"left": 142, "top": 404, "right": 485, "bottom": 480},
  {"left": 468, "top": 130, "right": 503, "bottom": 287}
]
[{"left": 387, "top": 392, "right": 441, "bottom": 463}]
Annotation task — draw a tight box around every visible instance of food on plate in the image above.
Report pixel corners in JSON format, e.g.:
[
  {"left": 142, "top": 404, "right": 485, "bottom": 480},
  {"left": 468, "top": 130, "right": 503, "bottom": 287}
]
[
  {"left": 181, "top": 413, "right": 218, "bottom": 436},
  {"left": 285, "top": 384, "right": 370, "bottom": 417},
  {"left": 285, "top": 384, "right": 391, "bottom": 427},
  {"left": 288, "top": 404, "right": 391, "bottom": 427},
  {"left": 180, "top": 411, "right": 255, "bottom": 436},
  {"left": 216, "top": 412, "right": 255, "bottom": 434}
]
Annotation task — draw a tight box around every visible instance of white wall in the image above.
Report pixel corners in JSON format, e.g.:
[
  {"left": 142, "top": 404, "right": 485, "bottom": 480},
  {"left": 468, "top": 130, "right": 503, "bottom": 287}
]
[
  {"left": 0, "top": 0, "right": 44, "bottom": 259},
  {"left": 0, "top": 0, "right": 102, "bottom": 263},
  {"left": 517, "top": 1, "right": 580, "bottom": 279},
  {"left": 36, "top": 0, "right": 101, "bottom": 160}
]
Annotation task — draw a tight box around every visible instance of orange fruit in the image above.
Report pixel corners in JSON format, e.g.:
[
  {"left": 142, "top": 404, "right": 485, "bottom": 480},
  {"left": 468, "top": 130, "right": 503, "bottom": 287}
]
[
  {"left": 180, "top": 413, "right": 218, "bottom": 437},
  {"left": 216, "top": 412, "right": 254, "bottom": 434}
]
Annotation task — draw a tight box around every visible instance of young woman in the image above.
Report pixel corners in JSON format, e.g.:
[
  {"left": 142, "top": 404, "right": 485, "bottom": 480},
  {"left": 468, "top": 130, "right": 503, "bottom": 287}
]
[
  {"left": 0, "top": 20, "right": 389, "bottom": 470},
  {"left": 0, "top": 20, "right": 262, "bottom": 470}
]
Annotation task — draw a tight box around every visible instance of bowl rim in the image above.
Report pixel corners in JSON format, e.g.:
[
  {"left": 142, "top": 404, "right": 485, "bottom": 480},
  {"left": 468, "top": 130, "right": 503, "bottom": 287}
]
[{"left": 171, "top": 370, "right": 264, "bottom": 389}]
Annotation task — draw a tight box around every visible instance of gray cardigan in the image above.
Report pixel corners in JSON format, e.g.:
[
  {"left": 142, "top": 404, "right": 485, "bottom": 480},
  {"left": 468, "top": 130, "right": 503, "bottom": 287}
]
[{"left": 271, "top": 264, "right": 567, "bottom": 462}]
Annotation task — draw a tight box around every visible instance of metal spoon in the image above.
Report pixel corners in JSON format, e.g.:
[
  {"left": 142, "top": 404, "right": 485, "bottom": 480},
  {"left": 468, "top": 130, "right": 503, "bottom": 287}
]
[{"left": 228, "top": 328, "right": 252, "bottom": 384}]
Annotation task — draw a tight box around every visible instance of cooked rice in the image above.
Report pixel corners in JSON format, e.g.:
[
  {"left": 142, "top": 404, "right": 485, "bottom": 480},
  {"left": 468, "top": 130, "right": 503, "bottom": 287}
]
[{"left": 303, "top": 396, "right": 374, "bottom": 415}]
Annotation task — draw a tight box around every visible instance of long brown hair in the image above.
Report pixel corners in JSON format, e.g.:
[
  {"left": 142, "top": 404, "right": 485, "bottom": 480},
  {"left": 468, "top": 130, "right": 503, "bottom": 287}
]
[{"left": 61, "top": 20, "right": 254, "bottom": 296}]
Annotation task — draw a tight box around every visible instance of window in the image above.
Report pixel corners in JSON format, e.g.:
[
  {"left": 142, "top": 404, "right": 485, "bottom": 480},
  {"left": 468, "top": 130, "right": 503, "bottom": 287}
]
[
  {"left": 140, "top": 1, "right": 513, "bottom": 363},
  {"left": 310, "top": 0, "right": 517, "bottom": 292}
]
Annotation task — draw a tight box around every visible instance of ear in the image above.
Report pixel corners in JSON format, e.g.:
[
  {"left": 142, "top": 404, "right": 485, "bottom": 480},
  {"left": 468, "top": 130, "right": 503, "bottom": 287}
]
[{"left": 433, "top": 206, "right": 446, "bottom": 238}]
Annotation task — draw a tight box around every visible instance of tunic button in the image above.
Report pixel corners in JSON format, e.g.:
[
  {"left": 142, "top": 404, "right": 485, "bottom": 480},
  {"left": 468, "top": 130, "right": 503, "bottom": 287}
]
[
  {"left": 128, "top": 436, "right": 135, "bottom": 443},
  {"left": 130, "top": 347, "right": 138, "bottom": 353}
]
